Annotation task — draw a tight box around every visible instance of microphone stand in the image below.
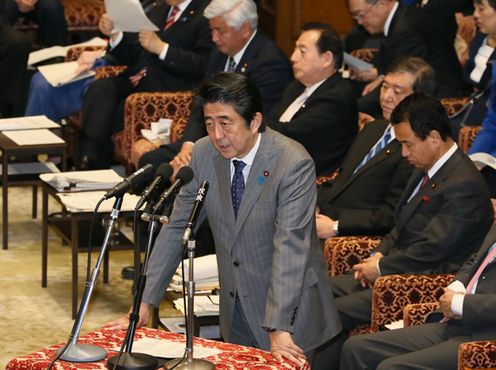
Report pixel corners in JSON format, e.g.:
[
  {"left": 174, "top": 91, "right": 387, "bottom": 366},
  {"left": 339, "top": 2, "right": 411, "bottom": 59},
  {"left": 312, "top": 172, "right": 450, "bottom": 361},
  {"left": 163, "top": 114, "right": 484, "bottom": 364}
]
[
  {"left": 165, "top": 235, "right": 214, "bottom": 370},
  {"left": 58, "top": 196, "right": 124, "bottom": 362},
  {"left": 106, "top": 200, "right": 172, "bottom": 370}
]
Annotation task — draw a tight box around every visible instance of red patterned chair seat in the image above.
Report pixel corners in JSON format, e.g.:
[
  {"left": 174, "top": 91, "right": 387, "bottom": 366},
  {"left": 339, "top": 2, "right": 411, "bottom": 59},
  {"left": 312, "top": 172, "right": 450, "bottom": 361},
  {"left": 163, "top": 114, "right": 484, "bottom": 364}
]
[
  {"left": 403, "top": 301, "right": 439, "bottom": 327},
  {"left": 115, "top": 91, "right": 193, "bottom": 172},
  {"left": 14, "top": 0, "right": 104, "bottom": 32},
  {"left": 323, "top": 235, "right": 382, "bottom": 276}
]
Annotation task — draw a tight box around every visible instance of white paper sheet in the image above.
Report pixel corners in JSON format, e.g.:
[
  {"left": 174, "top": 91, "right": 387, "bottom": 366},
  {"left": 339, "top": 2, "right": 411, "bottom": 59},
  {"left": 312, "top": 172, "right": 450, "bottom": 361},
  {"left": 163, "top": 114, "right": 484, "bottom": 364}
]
[
  {"left": 344, "top": 52, "right": 374, "bottom": 71},
  {"left": 0, "top": 115, "right": 59, "bottom": 131},
  {"left": 37, "top": 61, "right": 95, "bottom": 87},
  {"left": 384, "top": 320, "right": 404, "bottom": 330},
  {"left": 113, "top": 337, "right": 222, "bottom": 358},
  {"left": 104, "top": 0, "right": 159, "bottom": 33},
  {"left": 173, "top": 295, "right": 220, "bottom": 317},
  {"left": 3, "top": 129, "right": 64, "bottom": 145},
  {"left": 56, "top": 191, "right": 141, "bottom": 212},
  {"left": 28, "top": 37, "right": 107, "bottom": 66},
  {"left": 40, "top": 169, "right": 123, "bottom": 192},
  {"left": 470, "top": 152, "right": 496, "bottom": 170}
]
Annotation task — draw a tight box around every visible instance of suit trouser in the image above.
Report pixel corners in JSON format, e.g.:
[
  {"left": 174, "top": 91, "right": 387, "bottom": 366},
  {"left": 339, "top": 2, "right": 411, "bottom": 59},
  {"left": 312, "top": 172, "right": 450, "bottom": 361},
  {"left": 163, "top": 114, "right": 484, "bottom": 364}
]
[
  {"left": 318, "top": 272, "right": 373, "bottom": 370},
  {"left": 339, "top": 322, "right": 471, "bottom": 370}
]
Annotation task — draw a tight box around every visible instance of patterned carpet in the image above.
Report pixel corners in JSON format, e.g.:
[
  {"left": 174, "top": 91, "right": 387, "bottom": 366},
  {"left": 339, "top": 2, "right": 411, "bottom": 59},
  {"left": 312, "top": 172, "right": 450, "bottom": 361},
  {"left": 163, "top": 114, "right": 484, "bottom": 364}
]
[{"left": 0, "top": 186, "right": 176, "bottom": 368}]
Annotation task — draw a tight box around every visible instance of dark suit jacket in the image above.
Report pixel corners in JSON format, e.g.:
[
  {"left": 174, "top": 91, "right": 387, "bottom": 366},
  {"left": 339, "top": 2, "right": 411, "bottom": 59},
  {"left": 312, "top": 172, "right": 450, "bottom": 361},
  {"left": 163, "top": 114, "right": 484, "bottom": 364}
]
[
  {"left": 266, "top": 74, "right": 357, "bottom": 176},
  {"left": 449, "top": 224, "right": 496, "bottom": 334},
  {"left": 317, "top": 119, "right": 413, "bottom": 236},
  {"left": 108, "top": 0, "right": 212, "bottom": 92},
  {"left": 182, "top": 30, "right": 293, "bottom": 142},
  {"left": 374, "top": 4, "right": 467, "bottom": 97},
  {"left": 375, "top": 148, "right": 494, "bottom": 276}
]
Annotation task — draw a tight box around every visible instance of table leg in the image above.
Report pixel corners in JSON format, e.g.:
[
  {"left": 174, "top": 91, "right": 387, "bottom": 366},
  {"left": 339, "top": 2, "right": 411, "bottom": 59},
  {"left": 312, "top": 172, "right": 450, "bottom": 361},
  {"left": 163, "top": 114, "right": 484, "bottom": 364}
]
[
  {"left": 32, "top": 185, "right": 38, "bottom": 219},
  {"left": 71, "top": 216, "right": 78, "bottom": 319},
  {"left": 41, "top": 188, "right": 48, "bottom": 287},
  {"left": 3, "top": 150, "right": 8, "bottom": 249}
]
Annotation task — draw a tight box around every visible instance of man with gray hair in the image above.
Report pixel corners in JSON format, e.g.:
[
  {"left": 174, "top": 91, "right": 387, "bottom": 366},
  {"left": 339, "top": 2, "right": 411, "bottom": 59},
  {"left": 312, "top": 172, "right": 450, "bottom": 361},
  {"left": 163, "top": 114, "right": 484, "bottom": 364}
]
[{"left": 139, "top": 0, "right": 293, "bottom": 176}]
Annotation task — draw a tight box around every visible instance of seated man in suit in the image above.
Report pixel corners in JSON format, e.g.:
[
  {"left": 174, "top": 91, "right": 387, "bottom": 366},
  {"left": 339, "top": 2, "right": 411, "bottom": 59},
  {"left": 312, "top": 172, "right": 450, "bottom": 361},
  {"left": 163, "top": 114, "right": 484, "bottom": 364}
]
[
  {"left": 139, "top": 0, "right": 293, "bottom": 176},
  {"left": 266, "top": 22, "right": 358, "bottom": 176},
  {"left": 348, "top": 0, "right": 468, "bottom": 117},
  {"left": 74, "top": 0, "right": 213, "bottom": 169},
  {"left": 106, "top": 73, "right": 342, "bottom": 368},
  {"left": 318, "top": 93, "right": 494, "bottom": 370},
  {"left": 316, "top": 56, "right": 435, "bottom": 237},
  {"left": 340, "top": 223, "right": 496, "bottom": 370}
]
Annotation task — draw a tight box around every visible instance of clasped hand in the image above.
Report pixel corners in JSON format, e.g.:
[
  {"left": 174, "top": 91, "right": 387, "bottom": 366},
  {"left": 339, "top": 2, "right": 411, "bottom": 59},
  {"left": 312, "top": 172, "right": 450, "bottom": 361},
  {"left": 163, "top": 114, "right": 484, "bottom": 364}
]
[
  {"left": 439, "top": 288, "right": 462, "bottom": 320},
  {"left": 352, "top": 252, "right": 383, "bottom": 287}
]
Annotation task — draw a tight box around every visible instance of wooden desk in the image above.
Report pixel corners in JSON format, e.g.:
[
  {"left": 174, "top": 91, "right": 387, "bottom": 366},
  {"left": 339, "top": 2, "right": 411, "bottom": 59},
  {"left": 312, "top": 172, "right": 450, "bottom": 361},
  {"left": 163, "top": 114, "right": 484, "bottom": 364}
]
[
  {"left": 6, "top": 328, "right": 310, "bottom": 369},
  {"left": 0, "top": 133, "right": 66, "bottom": 249}
]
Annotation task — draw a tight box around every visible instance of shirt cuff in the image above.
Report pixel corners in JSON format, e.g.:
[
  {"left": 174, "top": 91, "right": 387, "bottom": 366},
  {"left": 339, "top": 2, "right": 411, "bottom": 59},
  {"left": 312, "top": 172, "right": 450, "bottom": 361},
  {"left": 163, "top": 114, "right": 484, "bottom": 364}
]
[
  {"left": 109, "top": 32, "right": 124, "bottom": 49},
  {"left": 451, "top": 293, "right": 465, "bottom": 317},
  {"left": 447, "top": 280, "right": 466, "bottom": 294},
  {"left": 159, "top": 43, "right": 169, "bottom": 60}
]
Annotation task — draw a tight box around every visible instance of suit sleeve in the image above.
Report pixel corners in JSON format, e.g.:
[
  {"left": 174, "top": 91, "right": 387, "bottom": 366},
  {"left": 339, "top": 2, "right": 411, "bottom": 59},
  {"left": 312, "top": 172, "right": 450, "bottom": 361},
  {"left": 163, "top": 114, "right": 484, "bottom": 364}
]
[
  {"left": 263, "top": 154, "right": 317, "bottom": 332},
  {"left": 336, "top": 158, "right": 413, "bottom": 235},
  {"left": 377, "top": 177, "right": 493, "bottom": 275},
  {"left": 462, "top": 294, "right": 496, "bottom": 326},
  {"left": 142, "top": 147, "right": 206, "bottom": 307}
]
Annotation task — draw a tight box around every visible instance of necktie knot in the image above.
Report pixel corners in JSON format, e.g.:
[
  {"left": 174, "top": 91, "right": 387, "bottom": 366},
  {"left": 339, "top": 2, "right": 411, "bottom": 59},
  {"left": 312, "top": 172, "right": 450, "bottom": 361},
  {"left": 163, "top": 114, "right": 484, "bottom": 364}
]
[{"left": 420, "top": 173, "right": 430, "bottom": 188}]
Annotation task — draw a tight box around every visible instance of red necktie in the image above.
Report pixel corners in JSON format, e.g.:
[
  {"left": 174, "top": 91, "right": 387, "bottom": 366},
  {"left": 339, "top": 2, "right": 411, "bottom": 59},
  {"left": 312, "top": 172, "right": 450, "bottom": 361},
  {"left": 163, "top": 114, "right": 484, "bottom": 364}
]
[
  {"left": 164, "top": 6, "right": 179, "bottom": 30},
  {"left": 420, "top": 173, "right": 430, "bottom": 188}
]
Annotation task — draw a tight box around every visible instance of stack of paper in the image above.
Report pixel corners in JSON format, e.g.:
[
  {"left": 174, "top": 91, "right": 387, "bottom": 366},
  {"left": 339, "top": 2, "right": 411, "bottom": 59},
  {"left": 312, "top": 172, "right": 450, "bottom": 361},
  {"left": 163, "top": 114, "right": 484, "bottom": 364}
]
[
  {"left": 173, "top": 295, "right": 219, "bottom": 317},
  {"left": 0, "top": 115, "right": 59, "bottom": 131},
  {"left": 56, "top": 191, "right": 140, "bottom": 213},
  {"left": 169, "top": 254, "right": 219, "bottom": 292},
  {"left": 40, "top": 169, "right": 123, "bottom": 192}
]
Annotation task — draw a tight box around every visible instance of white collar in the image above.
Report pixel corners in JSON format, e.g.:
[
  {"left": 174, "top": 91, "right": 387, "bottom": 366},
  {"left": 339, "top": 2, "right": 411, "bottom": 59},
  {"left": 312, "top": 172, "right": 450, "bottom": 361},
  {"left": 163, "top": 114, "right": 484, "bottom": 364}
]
[
  {"left": 427, "top": 142, "right": 457, "bottom": 179},
  {"left": 384, "top": 1, "right": 399, "bottom": 37}
]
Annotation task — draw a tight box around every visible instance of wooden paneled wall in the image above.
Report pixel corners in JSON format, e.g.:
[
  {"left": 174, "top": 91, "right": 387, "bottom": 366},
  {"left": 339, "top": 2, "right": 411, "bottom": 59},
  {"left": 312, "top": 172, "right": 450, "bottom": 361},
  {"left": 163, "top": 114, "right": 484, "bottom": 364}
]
[{"left": 258, "top": 0, "right": 353, "bottom": 57}]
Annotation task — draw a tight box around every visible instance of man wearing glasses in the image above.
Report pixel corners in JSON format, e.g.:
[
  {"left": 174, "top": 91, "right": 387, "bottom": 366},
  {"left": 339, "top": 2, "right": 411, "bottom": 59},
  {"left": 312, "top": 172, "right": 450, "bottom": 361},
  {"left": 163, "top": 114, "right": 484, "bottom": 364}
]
[{"left": 348, "top": 0, "right": 468, "bottom": 117}]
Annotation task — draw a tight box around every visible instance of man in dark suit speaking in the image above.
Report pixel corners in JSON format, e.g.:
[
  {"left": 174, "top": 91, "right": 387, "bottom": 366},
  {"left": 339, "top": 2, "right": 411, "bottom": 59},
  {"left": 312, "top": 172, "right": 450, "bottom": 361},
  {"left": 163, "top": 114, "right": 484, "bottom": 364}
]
[
  {"left": 321, "top": 93, "right": 494, "bottom": 370},
  {"left": 316, "top": 56, "right": 434, "bottom": 237},
  {"left": 340, "top": 223, "right": 496, "bottom": 369},
  {"left": 107, "top": 73, "right": 341, "bottom": 368}
]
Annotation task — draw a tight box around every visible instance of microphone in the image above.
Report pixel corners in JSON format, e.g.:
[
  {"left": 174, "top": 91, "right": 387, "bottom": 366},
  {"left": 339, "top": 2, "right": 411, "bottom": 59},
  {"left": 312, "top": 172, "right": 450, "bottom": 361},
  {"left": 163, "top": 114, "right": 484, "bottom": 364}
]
[
  {"left": 182, "top": 180, "right": 209, "bottom": 244},
  {"left": 135, "top": 163, "right": 173, "bottom": 210},
  {"left": 152, "top": 166, "right": 194, "bottom": 213},
  {"left": 104, "top": 164, "right": 154, "bottom": 200}
]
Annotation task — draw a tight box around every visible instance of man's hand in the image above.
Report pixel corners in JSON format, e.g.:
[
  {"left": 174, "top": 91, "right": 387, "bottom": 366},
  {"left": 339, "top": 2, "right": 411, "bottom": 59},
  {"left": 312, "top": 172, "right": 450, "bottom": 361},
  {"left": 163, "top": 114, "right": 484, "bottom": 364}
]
[
  {"left": 269, "top": 330, "right": 305, "bottom": 366},
  {"left": 439, "top": 288, "right": 462, "bottom": 320},
  {"left": 139, "top": 31, "right": 166, "bottom": 55},
  {"left": 98, "top": 13, "right": 119, "bottom": 39},
  {"left": 170, "top": 142, "right": 193, "bottom": 180},
  {"left": 15, "top": 0, "right": 36, "bottom": 12},
  {"left": 74, "top": 50, "right": 102, "bottom": 75},
  {"left": 102, "top": 302, "right": 151, "bottom": 330},
  {"left": 352, "top": 252, "right": 383, "bottom": 287},
  {"left": 315, "top": 213, "right": 337, "bottom": 239},
  {"left": 349, "top": 67, "right": 378, "bottom": 83},
  {"left": 361, "top": 75, "right": 384, "bottom": 96}
]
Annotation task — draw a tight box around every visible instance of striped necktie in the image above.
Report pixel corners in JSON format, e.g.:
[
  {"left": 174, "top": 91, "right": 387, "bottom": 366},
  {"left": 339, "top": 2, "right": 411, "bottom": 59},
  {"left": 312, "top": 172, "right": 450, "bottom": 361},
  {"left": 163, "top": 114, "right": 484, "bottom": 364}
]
[
  {"left": 164, "top": 6, "right": 179, "bottom": 30},
  {"left": 227, "top": 57, "right": 236, "bottom": 72},
  {"left": 354, "top": 126, "right": 392, "bottom": 173}
]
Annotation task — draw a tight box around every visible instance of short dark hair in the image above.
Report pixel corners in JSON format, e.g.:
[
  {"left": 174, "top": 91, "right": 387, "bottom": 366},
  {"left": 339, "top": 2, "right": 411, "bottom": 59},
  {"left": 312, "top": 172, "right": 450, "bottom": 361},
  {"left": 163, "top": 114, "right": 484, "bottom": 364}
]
[
  {"left": 474, "top": 0, "right": 496, "bottom": 9},
  {"left": 197, "top": 72, "right": 265, "bottom": 131},
  {"left": 387, "top": 56, "right": 437, "bottom": 96},
  {"left": 390, "top": 93, "right": 452, "bottom": 141},
  {"left": 301, "top": 22, "right": 343, "bottom": 70}
]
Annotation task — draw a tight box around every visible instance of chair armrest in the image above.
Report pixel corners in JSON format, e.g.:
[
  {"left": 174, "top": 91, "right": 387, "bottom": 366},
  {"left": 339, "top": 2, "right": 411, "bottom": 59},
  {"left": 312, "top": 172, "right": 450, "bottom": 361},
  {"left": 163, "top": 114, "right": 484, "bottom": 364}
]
[
  {"left": 64, "top": 45, "right": 106, "bottom": 62},
  {"left": 94, "top": 65, "right": 128, "bottom": 79},
  {"left": 350, "top": 48, "right": 379, "bottom": 62},
  {"left": 403, "top": 302, "right": 439, "bottom": 327},
  {"left": 458, "top": 340, "right": 496, "bottom": 370},
  {"left": 371, "top": 274, "right": 454, "bottom": 331},
  {"left": 323, "top": 236, "right": 382, "bottom": 276}
]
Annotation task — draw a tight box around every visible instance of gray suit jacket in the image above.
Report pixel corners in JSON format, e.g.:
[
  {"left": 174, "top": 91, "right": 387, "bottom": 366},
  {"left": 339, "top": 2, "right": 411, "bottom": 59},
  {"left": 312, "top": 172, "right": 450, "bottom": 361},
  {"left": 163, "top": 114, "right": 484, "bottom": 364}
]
[{"left": 142, "top": 128, "right": 341, "bottom": 351}]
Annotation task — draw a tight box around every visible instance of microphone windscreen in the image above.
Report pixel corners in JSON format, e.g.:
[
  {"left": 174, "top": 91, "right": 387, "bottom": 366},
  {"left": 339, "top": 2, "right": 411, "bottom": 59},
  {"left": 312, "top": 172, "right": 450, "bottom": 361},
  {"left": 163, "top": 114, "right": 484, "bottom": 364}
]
[
  {"left": 156, "top": 163, "right": 173, "bottom": 180},
  {"left": 176, "top": 166, "right": 194, "bottom": 184}
]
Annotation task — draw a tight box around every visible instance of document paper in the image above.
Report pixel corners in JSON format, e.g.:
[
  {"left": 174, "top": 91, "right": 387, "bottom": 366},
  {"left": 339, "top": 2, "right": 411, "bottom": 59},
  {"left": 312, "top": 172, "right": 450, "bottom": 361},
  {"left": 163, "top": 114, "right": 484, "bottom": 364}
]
[
  {"left": 104, "top": 0, "right": 158, "bottom": 32},
  {"left": 0, "top": 115, "right": 59, "bottom": 131},
  {"left": 344, "top": 52, "right": 374, "bottom": 71},
  {"left": 3, "top": 129, "right": 64, "bottom": 145}
]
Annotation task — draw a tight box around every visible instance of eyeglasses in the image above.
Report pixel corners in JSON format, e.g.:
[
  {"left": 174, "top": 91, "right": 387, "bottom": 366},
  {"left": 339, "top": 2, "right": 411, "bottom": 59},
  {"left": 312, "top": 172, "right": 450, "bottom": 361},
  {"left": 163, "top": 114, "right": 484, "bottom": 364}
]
[{"left": 350, "top": 0, "right": 378, "bottom": 21}]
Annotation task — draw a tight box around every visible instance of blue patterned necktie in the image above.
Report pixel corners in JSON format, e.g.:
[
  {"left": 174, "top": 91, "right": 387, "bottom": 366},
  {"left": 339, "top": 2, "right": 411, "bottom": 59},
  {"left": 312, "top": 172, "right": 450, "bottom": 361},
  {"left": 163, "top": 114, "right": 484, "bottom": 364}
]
[
  {"left": 231, "top": 160, "right": 246, "bottom": 217},
  {"left": 354, "top": 126, "right": 392, "bottom": 173}
]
